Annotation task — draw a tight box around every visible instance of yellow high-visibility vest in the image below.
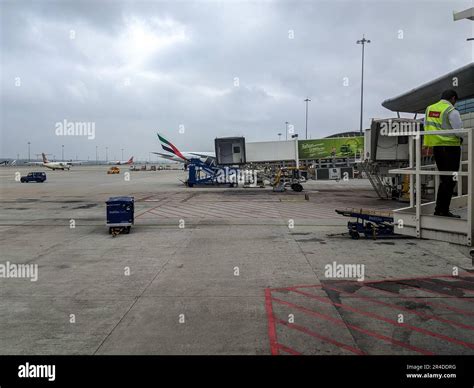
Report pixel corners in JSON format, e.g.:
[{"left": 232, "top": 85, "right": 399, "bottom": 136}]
[{"left": 423, "top": 100, "right": 460, "bottom": 146}]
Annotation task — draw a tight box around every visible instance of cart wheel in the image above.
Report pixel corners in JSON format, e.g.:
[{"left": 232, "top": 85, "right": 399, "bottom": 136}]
[
  {"left": 291, "top": 183, "right": 303, "bottom": 192},
  {"left": 108, "top": 227, "right": 112, "bottom": 235},
  {"left": 351, "top": 231, "right": 360, "bottom": 240},
  {"left": 125, "top": 226, "right": 131, "bottom": 234}
]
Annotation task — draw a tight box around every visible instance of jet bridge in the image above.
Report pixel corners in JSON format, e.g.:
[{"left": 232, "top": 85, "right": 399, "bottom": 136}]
[{"left": 389, "top": 128, "right": 473, "bottom": 246}]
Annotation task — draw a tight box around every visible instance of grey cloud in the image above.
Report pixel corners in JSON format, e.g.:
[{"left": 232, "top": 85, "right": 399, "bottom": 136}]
[{"left": 1, "top": 0, "right": 472, "bottom": 159}]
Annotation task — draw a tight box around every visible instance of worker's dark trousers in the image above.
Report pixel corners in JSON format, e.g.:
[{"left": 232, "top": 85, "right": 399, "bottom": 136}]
[{"left": 433, "top": 146, "right": 461, "bottom": 214}]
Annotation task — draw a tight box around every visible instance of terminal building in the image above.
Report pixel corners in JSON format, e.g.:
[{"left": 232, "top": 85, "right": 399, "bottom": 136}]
[
  {"left": 380, "top": 62, "right": 474, "bottom": 246},
  {"left": 382, "top": 62, "right": 474, "bottom": 127}
]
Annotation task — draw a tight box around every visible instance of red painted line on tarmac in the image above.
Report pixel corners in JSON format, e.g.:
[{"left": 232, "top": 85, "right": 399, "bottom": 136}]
[
  {"left": 265, "top": 289, "right": 279, "bottom": 355},
  {"left": 178, "top": 203, "right": 221, "bottom": 217},
  {"left": 210, "top": 202, "right": 266, "bottom": 212},
  {"left": 362, "top": 283, "right": 474, "bottom": 316},
  {"left": 135, "top": 199, "right": 169, "bottom": 218},
  {"left": 151, "top": 207, "right": 196, "bottom": 218},
  {"left": 210, "top": 202, "right": 281, "bottom": 218},
  {"left": 276, "top": 319, "right": 365, "bottom": 355},
  {"left": 289, "top": 288, "right": 474, "bottom": 351},
  {"left": 276, "top": 343, "right": 301, "bottom": 355},
  {"left": 148, "top": 209, "right": 180, "bottom": 217},
  {"left": 362, "top": 273, "right": 474, "bottom": 285},
  {"left": 194, "top": 204, "right": 247, "bottom": 218},
  {"left": 271, "top": 296, "right": 433, "bottom": 355},
  {"left": 269, "top": 273, "right": 474, "bottom": 292},
  {"left": 323, "top": 284, "right": 474, "bottom": 331},
  {"left": 136, "top": 194, "right": 155, "bottom": 201},
  {"left": 243, "top": 203, "right": 280, "bottom": 213},
  {"left": 191, "top": 205, "right": 241, "bottom": 218},
  {"left": 394, "top": 280, "right": 474, "bottom": 302},
  {"left": 266, "top": 274, "right": 474, "bottom": 357},
  {"left": 270, "top": 285, "right": 314, "bottom": 292},
  {"left": 421, "top": 278, "right": 474, "bottom": 294},
  {"left": 292, "top": 276, "right": 474, "bottom": 316},
  {"left": 168, "top": 207, "right": 202, "bottom": 217},
  {"left": 212, "top": 202, "right": 282, "bottom": 217}
]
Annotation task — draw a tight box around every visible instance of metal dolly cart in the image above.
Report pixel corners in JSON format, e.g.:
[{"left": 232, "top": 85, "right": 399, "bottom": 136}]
[{"left": 335, "top": 208, "right": 395, "bottom": 240}]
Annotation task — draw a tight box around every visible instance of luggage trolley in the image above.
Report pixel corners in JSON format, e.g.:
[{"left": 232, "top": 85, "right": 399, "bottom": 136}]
[
  {"left": 335, "top": 208, "right": 395, "bottom": 240},
  {"left": 106, "top": 196, "right": 134, "bottom": 237}
]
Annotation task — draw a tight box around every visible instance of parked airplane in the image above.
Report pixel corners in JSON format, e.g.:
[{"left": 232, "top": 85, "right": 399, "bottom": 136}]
[
  {"left": 0, "top": 159, "right": 16, "bottom": 166},
  {"left": 27, "top": 153, "right": 72, "bottom": 170},
  {"left": 152, "top": 133, "right": 215, "bottom": 164},
  {"left": 108, "top": 156, "right": 134, "bottom": 165}
]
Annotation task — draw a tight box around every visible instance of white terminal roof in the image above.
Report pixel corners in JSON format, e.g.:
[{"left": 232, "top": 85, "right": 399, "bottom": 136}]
[
  {"left": 382, "top": 63, "right": 474, "bottom": 114},
  {"left": 453, "top": 7, "right": 474, "bottom": 21}
]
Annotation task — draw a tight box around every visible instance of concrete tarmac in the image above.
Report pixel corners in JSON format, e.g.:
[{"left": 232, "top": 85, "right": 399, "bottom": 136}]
[{"left": 0, "top": 166, "right": 473, "bottom": 355}]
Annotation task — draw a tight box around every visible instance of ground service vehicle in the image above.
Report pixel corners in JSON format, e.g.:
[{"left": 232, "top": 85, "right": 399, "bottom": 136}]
[
  {"left": 107, "top": 167, "right": 120, "bottom": 174},
  {"left": 20, "top": 172, "right": 47, "bottom": 183}
]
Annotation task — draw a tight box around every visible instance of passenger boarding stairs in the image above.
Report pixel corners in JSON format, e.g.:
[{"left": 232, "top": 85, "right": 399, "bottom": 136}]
[
  {"left": 359, "top": 161, "right": 391, "bottom": 199},
  {"left": 388, "top": 128, "right": 473, "bottom": 246}
]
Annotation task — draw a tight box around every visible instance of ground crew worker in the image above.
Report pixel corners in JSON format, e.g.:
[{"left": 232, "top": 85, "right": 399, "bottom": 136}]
[{"left": 423, "top": 90, "right": 463, "bottom": 218}]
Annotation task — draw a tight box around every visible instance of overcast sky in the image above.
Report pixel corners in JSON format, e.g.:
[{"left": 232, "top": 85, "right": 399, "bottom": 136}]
[{"left": 1, "top": 0, "right": 472, "bottom": 161}]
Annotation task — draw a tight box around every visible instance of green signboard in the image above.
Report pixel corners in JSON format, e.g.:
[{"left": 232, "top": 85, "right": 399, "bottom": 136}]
[{"left": 298, "top": 137, "right": 363, "bottom": 160}]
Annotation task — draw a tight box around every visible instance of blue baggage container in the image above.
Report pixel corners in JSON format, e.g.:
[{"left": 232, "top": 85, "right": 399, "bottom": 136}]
[{"left": 106, "top": 196, "right": 134, "bottom": 235}]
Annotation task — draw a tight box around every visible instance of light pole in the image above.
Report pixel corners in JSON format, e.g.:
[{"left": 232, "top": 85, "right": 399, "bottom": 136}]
[
  {"left": 304, "top": 98, "right": 311, "bottom": 140},
  {"left": 105, "top": 147, "right": 108, "bottom": 162},
  {"left": 96, "top": 146, "right": 98, "bottom": 164},
  {"left": 278, "top": 133, "right": 282, "bottom": 141},
  {"left": 285, "top": 121, "right": 289, "bottom": 141},
  {"left": 27, "top": 141, "right": 31, "bottom": 162},
  {"left": 61, "top": 145, "right": 64, "bottom": 161},
  {"left": 356, "top": 35, "right": 370, "bottom": 135}
]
